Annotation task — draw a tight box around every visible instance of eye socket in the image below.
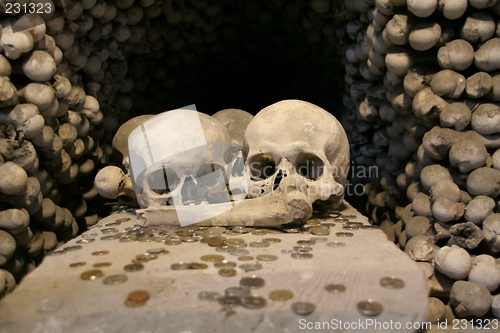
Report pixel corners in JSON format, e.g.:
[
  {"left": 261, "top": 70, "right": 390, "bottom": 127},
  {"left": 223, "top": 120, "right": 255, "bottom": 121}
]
[
  {"left": 147, "top": 168, "right": 180, "bottom": 195},
  {"left": 248, "top": 153, "right": 276, "bottom": 180},
  {"left": 295, "top": 153, "right": 324, "bottom": 181},
  {"left": 196, "top": 163, "right": 226, "bottom": 187}
]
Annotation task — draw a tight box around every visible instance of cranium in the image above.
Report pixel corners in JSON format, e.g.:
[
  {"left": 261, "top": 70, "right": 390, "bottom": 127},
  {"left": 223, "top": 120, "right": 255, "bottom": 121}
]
[
  {"left": 243, "top": 100, "right": 350, "bottom": 209},
  {"left": 128, "top": 107, "right": 244, "bottom": 224}
]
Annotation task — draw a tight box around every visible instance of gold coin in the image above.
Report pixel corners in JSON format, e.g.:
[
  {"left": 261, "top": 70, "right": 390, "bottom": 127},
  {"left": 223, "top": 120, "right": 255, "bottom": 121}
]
[
  {"left": 171, "top": 262, "right": 191, "bottom": 270},
  {"left": 269, "top": 289, "right": 293, "bottom": 301},
  {"left": 69, "top": 262, "right": 86, "bottom": 267},
  {"left": 251, "top": 229, "right": 267, "bottom": 235},
  {"left": 93, "top": 262, "right": 112, "bottom": 268},
  {"left": 116, "top": 218, "right": 131, "bottom": 223},
  {"left": 103, "top": 274, "right": 128, "bottom": 285},
  {"left": 189, "top": 262, "right": 208, "bottom": 269},
  {"left": 249, "top": 241, "right": 270, "bottom": 248},
  {"left": 214, "top": 260, "right": 237, "bottom": 268},
  {"left": 76, "top": 239, "right": 94, "bottom": 244},
  {"left": 207, "top": 238, "right": 225, "bottom": 247},
  {"left": 64, "top": 245, "right": 83, "bottom": 251},
  {"left": 165, "top": 239, "right": 182, "bottom": 245},
  {"left": 218, "top": 268, "right": 237, "bottom": 276},
  {"left": 101, "top": 235, "right": 121, "bottom": 241},
  {"left": 177, "top": 231, "right": 194, "bottom": 237},
  {"left": 132, "top": 257, "right": 150, "bottom": 264},
  {"left": 92, "top": 250, "right": 109, "bottom": 256},
  {"left": 310, "top": 227, "right": 330, "bottom": 236},
  {"left": 357, "top": 299, "right": 383, "bottom": 316},
  {"left": 238, "top": 255, "right": 254, "bottom": 261},
  {"left": 335, "top": 232, "right": 354, "bottom": 237},
  {"left": 292, "top": 302, "right": 315, "bottom": 315},
  {"left": 256, "top": 254, "right": 278, "bottom": 261},
  {"left": 325, "top": 284, "right": 346, "bottom": 293},
  {"left": 240, "top": 276, "right": 265, "bottom": 288},
  {"left": 306, "top": 219, "right": 321, "bottom": 225},
  {"left": 124, "top": 263, "right": 144, "bottom": 272},
  {"left": 379, "top": 276, "right": 405, "bottom": 289},
  {"left": 200, "top": 254, "right": 225, "bottom": 262},
  {"left": 262, "top": 238, "right": 281, "bottom": 243},
  {"left": 80, "top": 269, "right": 104, "bottom": 280}
]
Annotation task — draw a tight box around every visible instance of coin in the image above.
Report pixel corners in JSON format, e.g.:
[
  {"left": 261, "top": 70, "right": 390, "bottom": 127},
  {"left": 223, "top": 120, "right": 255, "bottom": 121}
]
[
  {"left": 281, "top": 249, "right": 293, "bottom": 254},
  {"left": 241, "top": 295, "right": 267, "bottom": 309},
  {"left": 64, "top": 245, "right": 82, "bottom": 251},
  {"left": 82, "top": 233, "right": 98, "bottom": 239},
  {"left": 326, "top": 241, "right": 345, "bottom": 248},
  {"left": 297, "top": 239, "right": 315, "bottom": 245},
  {"left": 137, "top": 253, "right": 158, "bottom": 261},
  {"left": 291, "top": 253, "right": 313, "bottom": 259},
  {"left": 124, "top": 263, "right": 144, "bottom": 272},
  {"left": 207, "top": 238, "right": 226, "bottom": 247},
  {"left": 93, "top": 262, "right": 112, "bottom": 268},
  {"left": 262, "top": 238, "right": 281, "bottom": 243},
  {"left": 171, "top": 262, "right": 191, "bottom": 270},
  {"left": 125, "top": 290, "right": 150, "bottom": 307},
  {"left": 198, "top": 291, "right": 221, "bottom": 301},
  {"left": 181, "top": 236, "right": 199, "bottom": 243},
  {"left": 256, "top": 254, "right": 278, "bottom": 261},
  {"left": 227, "top": 242, "right": 247, "bottom": 248},
  {"left": 249, "top": 241, "right": 270, "bottom": 248},
  {"left": 105, "top": 222, "right": 121, "bottom": 227},
  {"left": 357, "top": 299, "right": 383, "bottom": 316},
  {"left": 103, "top": 274, "right": 128, "bottom": 285},
  {"left": 92, "top": 250, "right": 109, "bottom": 256},
  {"left": 177, "top": 231, "right": 194, "bottom": 237},
  {"left": 240, "top": 276, "right": 264, "bottom": 288},
  {"left": 165, "top": 239, "right": 182, "bottom": 245},
  {"left": 293, "top": 246, "right": 313, "bottom": 252},
  {"left": 189, "top": 262, "right": 208, "bottom": 269},
  {"left": 46, "top": 250, "right": 66, "bottom": 256},
  {"left": 310, "top": 227, "right": 330, "bottom": 236},
  {"left": 214, "top": 260, "right": 237, "bottom": 268},
  {"left": 306, "top": 219, "right": 321, "bottom": 225},
  {"left": 101, "top": 227, "right": 118, "bottom": 234},
  {"left": 101, "top": 235, "right": 121, "bottom": 241},
  {"left": 239, "top": 263, "right": 263, "bottom": 272},
  {"left": 215, "top": 246, "right": 230, "bottom": 253},
  {"left": 201, "top": 254, "right": 225, "bottom": 262},
  {"left": 76, "top": 239, "right": 95, "bottom": 244},
  {"left": 80, "top": 269, "right": 104, "bottom": 280},
  {"left": 229, "top": 248, "right": 249, "bottom": 256},
  {"left": 69, "top": 262, "right": 86, "bottom": 267},
  {"left": 225, "top": 286, "right": 250, "bottom": 297},
  {"left": 251, "top": 229, "right": 267, "bottom": 236},
  {"left": 226, "top": 238, "right": 245, "bottom": 244},
  {"left": 336, "top": 232, "right": 354, "bottom": 237},
  {"left": 269, "top": 290, "right": 293, "bottom": 301},
  {"left": 218, "top": 295, "right": 241, "bottom": 306},
  {"left": 219, "top": 268, "right": 237, "bottom": 276},
  {"left": 310, "top": 237, "right": 328, "bottom": 242},
  {"left": 292, "top": 302, "right": 315, "bottom": 315},
  {"left": 325, "top": 284, "right": 346, "bottom": 293},
  {"left": 281, "top": 227, "right": 300, "bottom": 233},
  {"left": 132, "top": 257, "right": 150, "bottom": 264},
  {"left": 379, "top": 276, "right": 405, "bottom": 289},
  {"left": 342, "top": 215, "right": 357, "bottom": 219},
  {"left": 238, "top": 255, "right": 254, "bottom": 261},
  {"left": 360, "top": 225, "right": 379, "bottom": 230},
  {"left": 116, "top": 217, "right": 131, "bottom": 223},
  {"left": 146, "top": 248, "right": 169, "bottom": 255},
  {"left": 208, "top": 226, "right": 226, "bottom": 234}
]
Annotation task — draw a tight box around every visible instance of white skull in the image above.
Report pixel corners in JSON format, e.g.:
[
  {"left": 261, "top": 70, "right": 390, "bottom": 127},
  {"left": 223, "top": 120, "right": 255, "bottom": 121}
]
[
  {"left": 128, "top": 108, "right": 241, "bottom": 212},
  {"left": 243, "top": 100, "right": 350, "bottom": 209}
]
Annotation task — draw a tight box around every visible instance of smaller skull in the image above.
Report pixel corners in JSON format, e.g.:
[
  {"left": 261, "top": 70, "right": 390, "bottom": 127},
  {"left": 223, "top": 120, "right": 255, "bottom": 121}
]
[{"left": 243, "top": 100, "right": 350, "bottom": 209}]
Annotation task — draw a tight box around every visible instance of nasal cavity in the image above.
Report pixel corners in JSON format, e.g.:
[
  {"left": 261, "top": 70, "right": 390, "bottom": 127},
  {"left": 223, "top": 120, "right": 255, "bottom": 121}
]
[
  {"left": 273, "top": 170, "right": 283, "bottom": 191},
  {"left": 181, "top": 177, "right": 204, "bottom": 205}
]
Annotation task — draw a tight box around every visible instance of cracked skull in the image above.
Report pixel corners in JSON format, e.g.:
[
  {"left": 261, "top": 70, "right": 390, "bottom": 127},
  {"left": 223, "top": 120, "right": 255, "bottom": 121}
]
[
  {"left": 128, "top": 108, "right": 242, "bottom": 210},
  {"left": 243, "top": 100, "right": 350, "bottom": 208}
]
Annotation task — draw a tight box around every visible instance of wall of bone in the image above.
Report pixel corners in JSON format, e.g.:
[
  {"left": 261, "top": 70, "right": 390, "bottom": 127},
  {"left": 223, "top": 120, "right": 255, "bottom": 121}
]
[{"left": 0, "top": 0, "right": 499, "bottom": 322}]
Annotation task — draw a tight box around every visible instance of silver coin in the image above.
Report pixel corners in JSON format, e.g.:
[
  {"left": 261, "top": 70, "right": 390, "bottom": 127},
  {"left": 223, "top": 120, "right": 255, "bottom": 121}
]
[
  {"left": 101, "top": 234, "right": 121, "bottom": 240},
  {"left": 335, "top": 232, "right": 354, "bottom": 237},
  {"left": 63, "top": 245, "right": 82, "bottom": 252},
  {"left": 241, "top": 295, "right": 267, "bottom": 309},
  {"left": 208, "top": 227, "right": 227, "bottom": 234},
  {"left": 326, "top": 241, "right": 345, "bottom": 248},
  {"left": 249, "top": 241, "right": 270, "bottom": 248},
  {"left": 214, "top": 260, "right": 237, "bottom": 268},
  {"left": 281, "top": 227, "right": 300, "bottom": 233},
  {"left": 297, "top": 239, "right": 315, "bottom": 246},
  {"left": 291, "top": 253, "right": 313, "bottom": 259},
  {"left": 76, "top": 239, "right": 94, "bottom": 244},
  {"left": 239, "top": 263, "right": 263, "bottom": 272},
  {"left": 228, "top": 242, "right": 247, "bottom": 248},
  {"left": 292, "top": 302, "right": 315, "bottom": 315},
  {"left": 181, "top": 236, "right": 199, "bottom": 243},
  {"left": 357, "top": 299, "right": 383, "bottom": 316},
  {"left": 146, "top": 248, "right": 169, "bottom": 255},
  {"left": 225, "top": 286, "right": 250, "bottom": 297},
  {"left": 165, "top": 239, "right": 182, "bottom": 245},
  {"left": 310, "top": 237, "right": 328, "bottom": 243},
  {"left": 262, "top": 238, "right": 281, "bottom": 243},
  {"left": 361, "top": 225, "right": 379, "bottom": 230},
  {"left": 293, "top": 246, "right": 313, "bottom": 252},
  {"left": 45, "top": 250, "right": 66, "bottom": 256},
  {"left": 325, "top": 284, "right": 346, "bottom": 293},
  {"left": 101, "top": 228, "right": 118, "bottom": 234},
  {"left": 216, "top": 246, "right": 230, "bottom": 253},
  {"left": 281, "top": 249, "right": 294, "bottom": 254},
  {"left": 171, "top": 262, "right": 191, "bottom": 270},
  {"left": 229, "top": 248, "right": 249, "bottom": 256},
  {"left": 218, "top": 295, "right": 241, "bottom": 306},
  {"left": 198, "top": 291, "right": 221, "bottom": 301},
  {"left": 82, "top": 233, "right": 98, "bottom": 239}
]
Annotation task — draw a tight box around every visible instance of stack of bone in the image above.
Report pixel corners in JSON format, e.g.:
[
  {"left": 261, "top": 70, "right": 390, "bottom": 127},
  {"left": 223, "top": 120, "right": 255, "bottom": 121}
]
[
  {"left": 0, "top": 0, "right": 355, "bottom": 298},
  {"left": 342, "top": 0, "right": 500, "bottom": 322}
]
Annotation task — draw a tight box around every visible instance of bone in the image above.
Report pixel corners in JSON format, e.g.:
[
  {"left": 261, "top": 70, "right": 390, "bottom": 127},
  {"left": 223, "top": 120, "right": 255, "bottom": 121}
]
[
  {"left": 0, "top": 77, "right": 18, "bottom": 108},
  {"left": 434, "top": 245, "right": 472, "bottom": 280},
  {"left": 0, "top": 26, "right": 34, "bottom": 60},
  {"left": 404, "top": 234, "right": 439, "bottom": 261},
  {"left": 0, "top": 230, "right": 16, "bottom": 265},
  {"left": 460, "top": 12, "right": 496, "bottom": 43},
  {"left": 438, "top": 0, "right": 468, "bottom": 20},
  {"left": 468, "top": 254, "right": 500, "bottom": 292},
  {"left": 467, "top": 167, "right": 500, "bottom": 197},
  {"left": 449, "top": 139, "right": 487, "bottom": 173},
  {"left": 409, "top": 21, "right": 441, "bottom": 51},
  {"left": 474, "top": 38, "right": 500, "bottom": 72},
  {"left": 430, "top": 70, "right": 466, "bottom": 99},
  {"left": 94, "top": 166, "right": 134, "bottom": 199},
  {"left": 482, "top": 214, "right": 500, "bottom": 253},
  {"left": 448, "top": 222, "right": 483, "bottom": 249},
  {"left": 426, "top": 297, "right": 446, "bottom": 323},
  {"left": 449, "top": 281, "right": 492, "bottom": 317}
]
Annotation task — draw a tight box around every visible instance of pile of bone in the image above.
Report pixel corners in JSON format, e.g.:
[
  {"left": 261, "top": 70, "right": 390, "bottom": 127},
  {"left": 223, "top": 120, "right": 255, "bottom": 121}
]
[{"left": 341, "top": 0, "right": 500, "bottom": 322}]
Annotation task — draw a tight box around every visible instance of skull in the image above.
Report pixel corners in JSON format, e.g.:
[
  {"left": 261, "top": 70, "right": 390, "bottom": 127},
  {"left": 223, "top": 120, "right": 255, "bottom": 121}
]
[
  {"left": 243, "top": 100, "right": 350, "bottom": 209},
  {"left": 128, "top": 108, "right": 243, "bottom": 219}
]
